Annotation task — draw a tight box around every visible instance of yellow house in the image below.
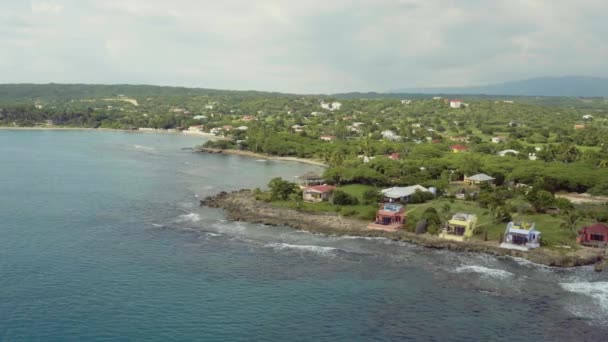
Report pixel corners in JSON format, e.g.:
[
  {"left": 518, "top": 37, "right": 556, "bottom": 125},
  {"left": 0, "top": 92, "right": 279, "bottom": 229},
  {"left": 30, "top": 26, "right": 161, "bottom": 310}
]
[{"left": 439, "top": 213, "right": 477, "bottom": 241}]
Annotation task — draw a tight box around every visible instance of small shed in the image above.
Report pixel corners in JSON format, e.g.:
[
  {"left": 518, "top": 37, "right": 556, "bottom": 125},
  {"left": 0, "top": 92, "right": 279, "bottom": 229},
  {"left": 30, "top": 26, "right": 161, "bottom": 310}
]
[{"left": 577, "top": 223, "right": 608, "bottom": 247}]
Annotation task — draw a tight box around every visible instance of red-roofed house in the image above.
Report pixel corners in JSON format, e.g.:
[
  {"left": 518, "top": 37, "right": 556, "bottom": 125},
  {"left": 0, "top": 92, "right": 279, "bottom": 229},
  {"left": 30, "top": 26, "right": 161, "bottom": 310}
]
[
  {"left": 450, "top": 145, "right": 469, "bottom": 153},
  {"left": 388, "top": 153, "right": 400, "bottom": 160},
  {"left": 303, "top": 185, "right": 336, "bottom": 202},
  {"left": 450, "top": 99, "right": 463, "bottom": 108},
  {"left": 367, "top": 203, "right": 405, "bottom": 231},
  {"left": 577, "top": 223, "right": 608, "bottom": 247}
]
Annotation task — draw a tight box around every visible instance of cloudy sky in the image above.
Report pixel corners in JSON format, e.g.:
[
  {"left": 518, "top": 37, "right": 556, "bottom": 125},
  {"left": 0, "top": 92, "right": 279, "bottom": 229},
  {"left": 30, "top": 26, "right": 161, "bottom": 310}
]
[{"left": 1, "top": 0, "right": 607, "bottom": 93}]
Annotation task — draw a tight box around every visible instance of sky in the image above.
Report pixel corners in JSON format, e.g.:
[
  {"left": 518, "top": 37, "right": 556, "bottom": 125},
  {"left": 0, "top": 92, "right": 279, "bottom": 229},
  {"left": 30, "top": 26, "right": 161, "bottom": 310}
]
[{"left": 1, "top": 0, "right": 607, "bottom": 93}]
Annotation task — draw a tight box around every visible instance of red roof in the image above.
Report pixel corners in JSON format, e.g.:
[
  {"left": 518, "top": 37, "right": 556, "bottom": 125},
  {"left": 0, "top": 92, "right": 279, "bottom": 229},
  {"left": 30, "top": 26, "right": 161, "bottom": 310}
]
[
  {"left": 305, "top": 185, "right": 336, "bottom": 193},
  {"left": 451, "top": 144, "right": 469, "bottom": 150},
  {"left": 388, "top": 153, "right": 400, "bottom": 160},
  {"left": 580, "top": 223, "right": 608, "bottom": 235}
]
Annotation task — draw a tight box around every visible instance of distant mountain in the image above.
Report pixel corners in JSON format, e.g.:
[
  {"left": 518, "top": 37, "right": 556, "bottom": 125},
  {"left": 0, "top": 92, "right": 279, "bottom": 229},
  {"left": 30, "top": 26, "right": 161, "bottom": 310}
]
[{"left": 389, "top": 76, "right": 608, "bottom": 97}]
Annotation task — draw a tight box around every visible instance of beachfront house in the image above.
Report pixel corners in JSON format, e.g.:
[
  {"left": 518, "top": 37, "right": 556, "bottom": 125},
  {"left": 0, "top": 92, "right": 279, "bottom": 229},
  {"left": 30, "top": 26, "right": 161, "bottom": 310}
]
[
  {"left": 577, "top": 223, "right": 608, "bottom": 247},
  {"left": 464, "top": 173, "right": 495, "bottom": 185},
  {"left": 439, "top": 213, "right": 478, "bottom": 241},
  {"left": 367, "top": 203, "right": 405, "bottom": 231},
  {"left": 381, "top": 185, "right": 431, "bottom": 203},
  {"left": 500, "top": 221, "right": 541, "bottom": 251},
  {"left": 303, "top": 185, "right": 336, "bottom": 202}
]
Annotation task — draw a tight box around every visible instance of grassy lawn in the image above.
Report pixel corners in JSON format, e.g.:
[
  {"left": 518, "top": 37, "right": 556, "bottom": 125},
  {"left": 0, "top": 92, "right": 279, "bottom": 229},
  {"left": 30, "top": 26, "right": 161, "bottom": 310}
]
[
  {"left": 271, "top": 184, "right": 379, "bottom": 220},
  {"left": 405, "top": 198, "right": 587, "bottom": 248}
]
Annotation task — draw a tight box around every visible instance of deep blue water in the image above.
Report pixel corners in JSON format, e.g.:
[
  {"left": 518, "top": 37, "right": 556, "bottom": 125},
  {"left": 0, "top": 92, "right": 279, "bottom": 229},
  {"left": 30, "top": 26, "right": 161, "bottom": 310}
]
[{"left": 1, "top": 130, "right": 607, "bottom": 341}]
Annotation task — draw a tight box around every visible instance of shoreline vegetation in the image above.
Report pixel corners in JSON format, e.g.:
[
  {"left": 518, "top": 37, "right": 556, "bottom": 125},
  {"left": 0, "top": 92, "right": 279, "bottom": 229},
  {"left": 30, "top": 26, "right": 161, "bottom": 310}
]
[{"left": 202, "top": 190, "right": 606, "bottom": 269}]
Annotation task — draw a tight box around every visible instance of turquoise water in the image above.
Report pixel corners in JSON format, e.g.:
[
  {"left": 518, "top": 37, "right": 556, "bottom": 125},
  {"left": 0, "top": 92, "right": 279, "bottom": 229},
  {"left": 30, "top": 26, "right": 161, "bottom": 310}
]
[{"left": 1, "top": 130, "right": 607, "bottom": 341}]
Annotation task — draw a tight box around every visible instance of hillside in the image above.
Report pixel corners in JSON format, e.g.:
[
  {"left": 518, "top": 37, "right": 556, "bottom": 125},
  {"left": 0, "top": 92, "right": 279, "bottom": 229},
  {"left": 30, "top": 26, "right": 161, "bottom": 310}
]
[{"left": 390, "top": 76, "right": 608, "bottom": 97}]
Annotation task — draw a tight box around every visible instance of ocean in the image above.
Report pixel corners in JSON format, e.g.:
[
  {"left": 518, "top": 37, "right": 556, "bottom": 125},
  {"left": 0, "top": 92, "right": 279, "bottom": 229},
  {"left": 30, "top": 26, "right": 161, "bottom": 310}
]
[{"left": 1, "top": 130, "right": 607, "bottom": 341}]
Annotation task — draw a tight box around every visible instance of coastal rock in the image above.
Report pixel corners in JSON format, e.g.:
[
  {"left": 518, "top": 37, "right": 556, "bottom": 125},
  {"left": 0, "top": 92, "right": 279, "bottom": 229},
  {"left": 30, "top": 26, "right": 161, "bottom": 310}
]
[{"left": 201, "top": 190, "right": 604, "bottom": 268}]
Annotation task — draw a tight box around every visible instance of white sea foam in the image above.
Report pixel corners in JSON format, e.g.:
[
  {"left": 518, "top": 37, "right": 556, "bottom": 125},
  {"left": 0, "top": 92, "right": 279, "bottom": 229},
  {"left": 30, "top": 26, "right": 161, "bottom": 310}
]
[
  {"left": 205, "top": 232, "right": 222, "bottom": 237},
  {"left": 264, "top": 242, "right": 339, "bottom": 256},
  {"left": 175, "top": 213, "right": 201, "bottom": 223},
  {"left": 454, "top": 265, "right": 515, "bottom": 279},
  {"left": 151, "top": 223, "right": 163, "bottom": 227},
  {"left": 560, "top": 282, "right": 608, "bottom": 322},
  {"left": 134, "top": 144, "right": 155, "bottom": 150}
]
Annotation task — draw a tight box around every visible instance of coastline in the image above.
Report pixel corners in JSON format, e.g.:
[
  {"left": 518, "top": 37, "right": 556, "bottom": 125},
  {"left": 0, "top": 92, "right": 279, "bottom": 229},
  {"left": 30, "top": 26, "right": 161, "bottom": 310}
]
[
  {"left": 0, "top": 126, "right": 222, "bottom": 140},
  {"left": 196, "top": 147, "right": 328, "bottom": 167},
  {"left": 201, "top": 189, "right": 605, "bottom": 268}
]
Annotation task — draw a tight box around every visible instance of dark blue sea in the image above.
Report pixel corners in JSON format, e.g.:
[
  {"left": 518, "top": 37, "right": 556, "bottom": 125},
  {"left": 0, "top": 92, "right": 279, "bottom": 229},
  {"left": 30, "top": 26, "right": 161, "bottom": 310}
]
[{"left": 1, "top": 130, "right": 607, "bottom": 341}]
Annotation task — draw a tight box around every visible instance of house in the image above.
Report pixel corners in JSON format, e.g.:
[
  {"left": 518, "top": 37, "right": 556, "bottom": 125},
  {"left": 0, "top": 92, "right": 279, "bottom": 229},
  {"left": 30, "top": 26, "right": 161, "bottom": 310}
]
[
  {"left": 433, "top": 96, "right": 443, "bottom": 100},
  {"left": 450, "top": 136, "right": 469, "bottom": 143},
  {"left": 464, "top": 173, "right": 495, "bottom": 185},
  {"left": 320, "top": 102, "right": 342, "bottom": 111},
  {"left": 439, "top": 213, "right": 478, "bottom": 241},
  {"left": 358, "top": 155, "right": 376, "bottom": 163},
  {"left": 291, "top": 124, "right": 305, "bottom": 132},
  {"left": 235, "top": 126, "right": 248, "bottom": 131},
  {"left": 205, "top": 104, "right": 214, "bottom": 109},
  {"left": 319, "top": 135, "right": 336, "bottom": 142},
  {"left": 210, "top": 127, "right": 223, "bottom": 135},
  {"left": 450, "top": 99, "right": 462, "bottom": 108},
  {"left": 367, "top": 203, "right": 405, "bottom": 231},
  {"left": 450, "top": 145, "right": 469, "bottom": 153},
  {"left": 577, "top": 223, "right": 608, "bottom": 247},
  {"left": 222, "top": 125, "right": 234, "bottom": 131},
  {"left": 574, "top": 124, "right": 586, "bottom": 130},
  {"left": 381, "top": 185, "right": 431, "bottom": 203},
  {"left": 582, "top": 114, "right": 594, "bottom": 120},
  {"left": 303, "top": 185, "right": 336, "bottom": 202},
  {"left": 507, "top": 121, "right": 519, "bottom": 127},
  {"left": 401, "top": 100, "right": 412, "bottom": 105},
  {"left": 241, "top": 115, "right": 256, "bottom": 122},
  {"left": 387, "top": 153, "right": 400, "bottom": 160},
  {"left": 381, "top": 130, "right": 401, "bottom": 141},
  {"left": 193, "top": 115, "right": 207, "bottom": 120},
  {"left": 500, "top": 221, "right": 541, "bottom": 251},
  {"left": 491, "top": 136, "right": 508, "bottom": 144},
  {"left": 498, "top": 149, "right": 520, "bottom": 157}
]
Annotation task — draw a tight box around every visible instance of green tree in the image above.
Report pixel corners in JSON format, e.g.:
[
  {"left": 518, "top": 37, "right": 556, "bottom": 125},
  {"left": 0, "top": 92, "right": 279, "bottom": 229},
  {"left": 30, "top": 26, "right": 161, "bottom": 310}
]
[{"left": 268, "top": 177, "right": 298, "bottom": 200}]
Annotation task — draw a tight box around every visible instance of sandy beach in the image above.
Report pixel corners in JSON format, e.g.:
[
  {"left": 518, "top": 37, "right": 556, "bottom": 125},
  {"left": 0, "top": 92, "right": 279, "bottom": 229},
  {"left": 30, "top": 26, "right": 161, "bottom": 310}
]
[{"left": 196, "top": 147, "right": 328, "bottom": 167}]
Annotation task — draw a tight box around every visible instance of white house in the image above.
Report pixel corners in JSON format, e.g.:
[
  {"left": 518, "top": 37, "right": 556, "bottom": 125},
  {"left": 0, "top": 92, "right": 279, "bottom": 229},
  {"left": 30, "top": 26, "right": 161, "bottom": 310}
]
[
  {"left": 401, "top": 100, "right": 412, "bottom": 105},
  {"left": 498, "top": 149, "right": 519, "bottom": 157},
  {"left": 450, "top": 99, "right": 462, "bottom": 108},
  {"left": 381, "top": 185, "right": 431, "bottom": 202},
  {"left": 235, "top": 126, "right": 248, "bottom": 131},
  {"left": 491, "top": 136, "right": 508, "bottom": 143},
  {"left": 583, "top": 114, "right": 594, "bottom": 120},
  {"left": 381, "top": 130, "right": 401, "bottom": 141}
]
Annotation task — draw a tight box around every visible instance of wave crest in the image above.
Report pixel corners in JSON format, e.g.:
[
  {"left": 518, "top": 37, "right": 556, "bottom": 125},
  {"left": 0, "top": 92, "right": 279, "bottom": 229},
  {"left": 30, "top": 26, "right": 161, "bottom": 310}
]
[{"left": 454, "top": 266, "right": 514, "bottom": 279}]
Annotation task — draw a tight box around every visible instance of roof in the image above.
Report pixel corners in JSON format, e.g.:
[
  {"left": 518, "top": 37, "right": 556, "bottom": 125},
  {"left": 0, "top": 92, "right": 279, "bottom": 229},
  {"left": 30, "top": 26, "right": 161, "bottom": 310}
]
[
  {"left": 381, "top": 185, "right": 429, "bottom": 199},
  {"left": 581, "top": 223, "right": 608, "bottom": 234},
  {"left": 450, "top": 213, "right": 476, "bottom": 222},
  {"left": 467, "top": 173, "right": 495, "bottom": 182},
  {"left": 451, "top": 144, "right": 468, "bottom": 150},
  {"left": 498, "top": 149, "right": 519, "bottom": 156},
  {"left": 305, "top": 185, "right": 336, "bottom": 194}
]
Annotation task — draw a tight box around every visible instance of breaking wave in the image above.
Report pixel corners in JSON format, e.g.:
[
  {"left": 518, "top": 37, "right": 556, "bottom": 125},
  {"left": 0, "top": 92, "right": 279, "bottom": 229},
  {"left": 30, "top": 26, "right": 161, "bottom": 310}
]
[
  {"left": 560, "top": 281, "right": 608, "bottom": 324},
  {"left": 264, "top": 243, "right": 339, "bottom": 256},
  {"left": 175, "top": 213, "right": 201, "bottom": 223},
  {"left": 454, "top": 265, "right": 515, "bottom": 279}
]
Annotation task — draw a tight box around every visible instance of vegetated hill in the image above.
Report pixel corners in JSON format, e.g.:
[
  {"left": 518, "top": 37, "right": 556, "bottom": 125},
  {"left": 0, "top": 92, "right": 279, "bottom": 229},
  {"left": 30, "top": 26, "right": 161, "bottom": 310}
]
[
  {"left": 0, "top": 83, "right": 293, "bottom": 101},
  {"left": 389, "top": 76, "right": 608, "bottom": 97}
]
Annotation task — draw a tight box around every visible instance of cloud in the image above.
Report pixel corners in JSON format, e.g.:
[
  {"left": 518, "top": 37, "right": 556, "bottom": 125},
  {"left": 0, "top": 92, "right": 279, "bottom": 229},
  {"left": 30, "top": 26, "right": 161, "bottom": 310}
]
[
  {"left": 31, "top": 1, "right": 64, "bottom": 13},
  {"left": 0, "top": 0, "right": 606, "bottom": 93}
]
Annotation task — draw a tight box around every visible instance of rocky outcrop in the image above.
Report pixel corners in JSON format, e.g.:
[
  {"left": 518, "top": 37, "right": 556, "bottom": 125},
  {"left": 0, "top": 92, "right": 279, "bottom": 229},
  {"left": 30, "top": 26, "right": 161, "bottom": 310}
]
[{"left": 201, "top": 190, "right": 605, "bottom": 268}]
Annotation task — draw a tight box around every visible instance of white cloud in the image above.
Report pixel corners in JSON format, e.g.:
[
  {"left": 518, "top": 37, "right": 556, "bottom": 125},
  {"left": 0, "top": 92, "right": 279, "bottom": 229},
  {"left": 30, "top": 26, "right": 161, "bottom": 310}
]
[
  {"left": 31, "top": 1, "right": 64, "bottom": 14},
  {"left": 0, "top": 0, "right": 604, "bottom": 93}
]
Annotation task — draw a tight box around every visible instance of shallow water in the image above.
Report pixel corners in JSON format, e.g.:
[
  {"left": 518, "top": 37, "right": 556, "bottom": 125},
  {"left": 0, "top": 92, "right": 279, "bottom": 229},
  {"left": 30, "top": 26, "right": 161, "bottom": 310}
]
[{"left": 1, "top": 130, "right": 606, "bottom": 341}]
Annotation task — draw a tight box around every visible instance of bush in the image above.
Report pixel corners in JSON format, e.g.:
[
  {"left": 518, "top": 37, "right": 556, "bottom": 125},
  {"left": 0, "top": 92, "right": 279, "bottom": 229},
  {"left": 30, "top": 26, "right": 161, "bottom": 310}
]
[
  {"left": 363, "top": 189, "right": 383, "bottom": 204},
  {"left": 408, "top": 189, "right": 435, "bottom": 204},
  {"left": 332, "top": 190, "right": 359, "bottom": 205}
]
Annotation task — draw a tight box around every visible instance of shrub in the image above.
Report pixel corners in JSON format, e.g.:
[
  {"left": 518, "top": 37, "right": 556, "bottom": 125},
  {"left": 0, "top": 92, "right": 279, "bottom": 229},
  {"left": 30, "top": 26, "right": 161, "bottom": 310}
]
[
  {"left": 363, "top": 189, "right": 383, "bottom": 204},
  {"left": 332, "top": 190, "right": 359, "bottom": 205}
]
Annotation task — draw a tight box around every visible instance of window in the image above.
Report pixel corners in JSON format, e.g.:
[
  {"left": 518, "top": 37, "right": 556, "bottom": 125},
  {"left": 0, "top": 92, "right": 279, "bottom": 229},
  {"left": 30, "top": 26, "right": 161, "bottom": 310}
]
[{"left": 590, "top": 234, "right": 605, "bottom": 242}]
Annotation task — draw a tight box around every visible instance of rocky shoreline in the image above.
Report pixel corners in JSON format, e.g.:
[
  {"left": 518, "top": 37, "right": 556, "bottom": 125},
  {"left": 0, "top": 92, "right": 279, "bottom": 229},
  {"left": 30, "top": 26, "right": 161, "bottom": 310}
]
[{"left": 201, "top": 189, "right": 606, "bottom": 269}]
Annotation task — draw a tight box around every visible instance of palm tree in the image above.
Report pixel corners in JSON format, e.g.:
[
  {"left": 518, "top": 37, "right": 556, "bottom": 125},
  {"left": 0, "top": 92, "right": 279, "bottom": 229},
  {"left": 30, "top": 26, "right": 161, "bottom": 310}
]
[{"left": 561, "top": 210, "right": 581, "bottom": 236}]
